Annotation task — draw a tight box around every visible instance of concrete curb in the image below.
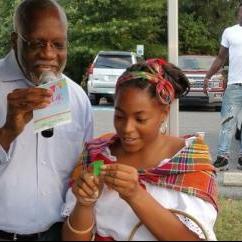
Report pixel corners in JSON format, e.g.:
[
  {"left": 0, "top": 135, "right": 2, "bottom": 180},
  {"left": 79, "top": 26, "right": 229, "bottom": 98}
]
[{"left": 223, "top": 172, "right": 242, "bottom": 186}]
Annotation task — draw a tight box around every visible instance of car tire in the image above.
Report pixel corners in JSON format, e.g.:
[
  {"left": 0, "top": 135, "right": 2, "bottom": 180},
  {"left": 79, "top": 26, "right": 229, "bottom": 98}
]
[{"left": 90, "top": 95, "right": 101, "bottom": 106}]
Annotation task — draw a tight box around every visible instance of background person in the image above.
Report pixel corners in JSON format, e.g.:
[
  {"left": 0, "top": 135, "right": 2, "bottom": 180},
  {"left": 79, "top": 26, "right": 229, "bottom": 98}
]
[{"left": 204, "top": 3, "right": 242, "bottom": 171}]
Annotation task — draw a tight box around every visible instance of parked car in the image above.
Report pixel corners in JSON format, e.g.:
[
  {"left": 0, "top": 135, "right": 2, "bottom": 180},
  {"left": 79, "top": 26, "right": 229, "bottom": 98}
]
[
  {"left": 87, "top": 51, "right": 138, "bottom": 105},
  {"left": 179, "top": 55, "right": 226, "bottom": 109}
]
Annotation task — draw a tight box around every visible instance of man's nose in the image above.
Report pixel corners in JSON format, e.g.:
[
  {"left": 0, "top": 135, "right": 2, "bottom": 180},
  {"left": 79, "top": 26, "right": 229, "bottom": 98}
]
[{"left": 39, "top": 43, "right": 57, "bottom": 59}]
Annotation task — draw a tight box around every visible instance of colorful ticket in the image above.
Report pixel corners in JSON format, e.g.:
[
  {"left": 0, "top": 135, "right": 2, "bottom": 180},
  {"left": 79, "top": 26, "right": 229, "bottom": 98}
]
[{"left": 33, "top": 78, "right": 72, "bottom": 133}]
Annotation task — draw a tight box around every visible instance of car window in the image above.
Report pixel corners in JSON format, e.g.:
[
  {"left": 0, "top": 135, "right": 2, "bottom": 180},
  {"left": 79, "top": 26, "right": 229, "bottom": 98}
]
[
  {"left": 179, "top": 56, "right": 216, "bottom": 70},
  {"left": 94, "top": 55, "right": 132, "bottom": 69}
]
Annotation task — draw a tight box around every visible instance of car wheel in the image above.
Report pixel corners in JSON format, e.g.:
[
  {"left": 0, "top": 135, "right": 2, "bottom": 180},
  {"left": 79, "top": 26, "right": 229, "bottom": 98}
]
[{"left": 90, "top": 95, "right": 101, "bottom": 106}]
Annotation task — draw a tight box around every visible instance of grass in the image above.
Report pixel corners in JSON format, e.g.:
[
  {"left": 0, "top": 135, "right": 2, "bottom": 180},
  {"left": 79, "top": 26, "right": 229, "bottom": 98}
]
[{"left": 215, "top": 197, "right": 242, "bottom": 241}]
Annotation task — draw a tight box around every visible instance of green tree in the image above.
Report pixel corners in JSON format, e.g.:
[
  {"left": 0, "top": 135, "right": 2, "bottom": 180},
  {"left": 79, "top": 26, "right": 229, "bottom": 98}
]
[
  {"left": 179, "top": 0, "right": 239, "bottom": 55},
  {"left": 0, "top": 0, "right": 240, "bottom": 86},
  {"left": 0, "top": 0, "right": 20, "bottom": 56},
  {"left": 59, "top": 0, "right": 165, "bottom": 83}
]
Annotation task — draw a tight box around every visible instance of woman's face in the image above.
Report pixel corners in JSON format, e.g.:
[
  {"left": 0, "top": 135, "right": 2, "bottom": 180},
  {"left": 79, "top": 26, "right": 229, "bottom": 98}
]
[{"left": 114, "top": 87, "right": 168, "bottom": 153}]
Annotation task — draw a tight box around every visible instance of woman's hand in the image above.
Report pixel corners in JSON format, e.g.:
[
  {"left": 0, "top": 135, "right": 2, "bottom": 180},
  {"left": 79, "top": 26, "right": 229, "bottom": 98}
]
[
  {"left": 101, "top": 164, "right": 143, "bottom": 203},
  {"left": 72, "top": 173, "right": 101, "bottom": 207}
]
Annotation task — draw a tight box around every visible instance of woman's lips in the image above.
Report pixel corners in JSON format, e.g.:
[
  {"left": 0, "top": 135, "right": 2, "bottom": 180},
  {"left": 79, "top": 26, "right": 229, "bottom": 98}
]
[{"left": 122, "top": 137, "right": 139, "bottom": 145}]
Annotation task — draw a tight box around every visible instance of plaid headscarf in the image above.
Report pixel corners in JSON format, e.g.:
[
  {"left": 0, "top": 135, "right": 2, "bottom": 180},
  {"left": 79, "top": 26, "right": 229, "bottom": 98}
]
[{"left": 116, "top": 58, "right": 175, "bottom": 105}]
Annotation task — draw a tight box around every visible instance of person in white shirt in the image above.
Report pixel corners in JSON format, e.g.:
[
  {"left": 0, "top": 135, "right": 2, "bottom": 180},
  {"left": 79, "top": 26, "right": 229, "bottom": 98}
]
[
  {"left": 0, "top": 0, "right": 93, "bottom": 241},
  {"left": 204, "top": 3, "right": 242, "bottom": 171}
]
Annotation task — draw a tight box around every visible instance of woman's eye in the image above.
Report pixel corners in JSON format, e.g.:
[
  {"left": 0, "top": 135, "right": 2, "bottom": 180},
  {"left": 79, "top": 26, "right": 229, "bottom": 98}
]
[
  {"left": 137, "top": 118, "right": 147, "bottom": 123},
  {"left": 115, "top": 115, "right": 124, "bottom": 120}
]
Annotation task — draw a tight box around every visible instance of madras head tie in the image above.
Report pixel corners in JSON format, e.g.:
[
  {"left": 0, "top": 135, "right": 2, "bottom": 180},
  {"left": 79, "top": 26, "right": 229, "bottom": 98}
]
[{"left": 116, "top": 70, "right": 175, "bottom": 105}]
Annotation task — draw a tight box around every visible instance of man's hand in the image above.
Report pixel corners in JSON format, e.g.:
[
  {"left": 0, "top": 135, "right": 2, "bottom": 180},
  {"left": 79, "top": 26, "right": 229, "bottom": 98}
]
[
  {"left": 1, "top": 88, "right": 52, "bottom": 143},
  {"left": 101, "top": 164, "right": 143, "bottom": 203},
  {"left": 204, "top": 78, "right": 210, "bottom": 95}
]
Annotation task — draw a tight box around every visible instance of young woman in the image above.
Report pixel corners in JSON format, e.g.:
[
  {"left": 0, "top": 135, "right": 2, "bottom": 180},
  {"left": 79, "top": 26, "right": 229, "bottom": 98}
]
[{"left": 62, "top": 59, "right": 218, "bottom": 241}]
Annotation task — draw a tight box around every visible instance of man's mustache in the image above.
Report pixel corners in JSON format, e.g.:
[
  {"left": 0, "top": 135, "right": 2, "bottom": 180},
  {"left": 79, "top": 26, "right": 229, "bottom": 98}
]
[{"left": 33, "top": 60, "right": 59, "bottom": 68}]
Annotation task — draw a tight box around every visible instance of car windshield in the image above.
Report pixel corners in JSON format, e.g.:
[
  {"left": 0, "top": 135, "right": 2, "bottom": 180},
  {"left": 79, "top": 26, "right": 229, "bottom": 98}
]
[
  {"left": 94, "top": 54, "right": 132, "bottom": 69},
  {"left": 178, "top": 56, "right": 216, "bottom": 71}
]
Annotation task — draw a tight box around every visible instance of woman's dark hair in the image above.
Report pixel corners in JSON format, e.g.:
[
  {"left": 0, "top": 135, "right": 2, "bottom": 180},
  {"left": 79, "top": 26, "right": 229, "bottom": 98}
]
[{"left": 116, "top": 61, "right": 190, "bottom": 103}]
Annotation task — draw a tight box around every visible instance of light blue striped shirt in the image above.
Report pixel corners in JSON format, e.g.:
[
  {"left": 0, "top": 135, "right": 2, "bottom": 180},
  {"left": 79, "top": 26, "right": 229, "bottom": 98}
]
[{"left": 0, "top": 51, "right": 93, "bottom": 234}]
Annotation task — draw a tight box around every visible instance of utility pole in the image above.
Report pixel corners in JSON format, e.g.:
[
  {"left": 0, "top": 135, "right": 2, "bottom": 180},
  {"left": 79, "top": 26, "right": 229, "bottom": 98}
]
[{"left": 168, "top": 0, "right": 179, "bottom": 136}]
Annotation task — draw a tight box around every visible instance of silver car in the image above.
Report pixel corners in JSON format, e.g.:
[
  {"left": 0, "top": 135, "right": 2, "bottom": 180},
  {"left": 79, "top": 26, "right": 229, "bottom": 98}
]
[
  {"left": 179, "top": 55, "right": 226, "bottom": 109},
  {"left": 87, "top": 51, "right": 138, "bottom": 105}
]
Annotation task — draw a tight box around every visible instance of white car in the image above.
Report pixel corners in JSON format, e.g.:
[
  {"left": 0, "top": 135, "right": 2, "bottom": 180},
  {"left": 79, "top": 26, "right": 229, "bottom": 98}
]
[{"left": 87, "top": 51, "right": 138, "bottom": 105}]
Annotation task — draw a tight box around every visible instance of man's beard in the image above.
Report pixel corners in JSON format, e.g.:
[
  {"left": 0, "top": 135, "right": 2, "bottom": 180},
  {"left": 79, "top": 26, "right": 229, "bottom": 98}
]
[
  {"left": 20, "top": 57, "right": 67, "bottom": 86},
  {"left": 29, "top": 71, "right": 62, "bottom": 86}
]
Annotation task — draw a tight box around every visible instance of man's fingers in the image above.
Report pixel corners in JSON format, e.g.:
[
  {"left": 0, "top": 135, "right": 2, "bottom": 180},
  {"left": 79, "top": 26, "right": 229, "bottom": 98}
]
[
  {"left": 12, "top": 87, "right": 53, "bottom": 97},
  {"left": 8, "top": 96, "right": 52, "bottom": 110}
]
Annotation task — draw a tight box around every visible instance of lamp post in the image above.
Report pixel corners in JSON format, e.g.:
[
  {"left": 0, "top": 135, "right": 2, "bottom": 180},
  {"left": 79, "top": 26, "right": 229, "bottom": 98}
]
[{"left": 168, "top": 0, "right": 179, "bottom": 136}]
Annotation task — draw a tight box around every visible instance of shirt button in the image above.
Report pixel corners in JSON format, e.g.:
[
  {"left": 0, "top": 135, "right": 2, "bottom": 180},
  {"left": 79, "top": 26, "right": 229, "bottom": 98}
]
[{"left": 41, "top": 161, "right": 47, "bottom": 165}]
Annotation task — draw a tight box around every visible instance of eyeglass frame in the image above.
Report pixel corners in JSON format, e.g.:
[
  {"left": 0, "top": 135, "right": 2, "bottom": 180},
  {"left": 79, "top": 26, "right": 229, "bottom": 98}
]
[{"left": 16, "top": 32, "right": 69, "bottom": 52}]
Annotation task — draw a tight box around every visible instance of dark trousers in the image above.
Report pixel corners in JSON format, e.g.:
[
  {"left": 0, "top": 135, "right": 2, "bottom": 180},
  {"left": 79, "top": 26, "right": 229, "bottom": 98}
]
[
  {"left": 38, "top": 222, "right": 63, "bottom": 241},
  {"left": 0, "top": 222, "right": 63, "bottom": 241}
]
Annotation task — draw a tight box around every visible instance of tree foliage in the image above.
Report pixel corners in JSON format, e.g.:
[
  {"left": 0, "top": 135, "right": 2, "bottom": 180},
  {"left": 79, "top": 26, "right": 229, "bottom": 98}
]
[
  {"left": 0, "top": 0, "right": 240, "bottom": 85},
  {"left": 59, "top": 0, "right": 165, "bottom": 82},
  {"left": 179, "top": 0, "right": 239, "bottom": 54}
]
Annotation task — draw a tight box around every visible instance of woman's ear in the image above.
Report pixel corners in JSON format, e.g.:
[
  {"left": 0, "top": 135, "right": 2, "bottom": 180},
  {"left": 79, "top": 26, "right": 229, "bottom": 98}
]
[
  {"left": 163, "top": 105, "right": 170, "bottom": 117},
  {"left": 160, "top": 104, "right": 170, "bottom": 121}
]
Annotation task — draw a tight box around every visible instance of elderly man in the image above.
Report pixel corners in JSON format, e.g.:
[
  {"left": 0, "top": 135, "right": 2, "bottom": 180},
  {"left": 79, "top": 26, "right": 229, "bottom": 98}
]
[{"left": 0, "top": 0, "right": 93, "bottom": 241}]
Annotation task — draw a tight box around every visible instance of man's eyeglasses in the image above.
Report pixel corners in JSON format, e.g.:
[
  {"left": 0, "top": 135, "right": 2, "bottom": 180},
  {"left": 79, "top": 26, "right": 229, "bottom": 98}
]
[{"left": 17, "top": 33, "right": 68, "bottom": 51}]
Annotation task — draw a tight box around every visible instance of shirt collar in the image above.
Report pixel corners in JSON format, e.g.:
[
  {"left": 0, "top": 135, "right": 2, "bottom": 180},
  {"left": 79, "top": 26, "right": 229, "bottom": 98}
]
[{"left": 0, "top": 50, "right": 25, "bottom": 83}]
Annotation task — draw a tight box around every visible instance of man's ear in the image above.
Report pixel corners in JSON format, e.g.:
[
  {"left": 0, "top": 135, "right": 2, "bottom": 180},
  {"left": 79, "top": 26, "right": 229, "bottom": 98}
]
[{"left": 11, "top": 32, "right": 18, "bottom": 50}]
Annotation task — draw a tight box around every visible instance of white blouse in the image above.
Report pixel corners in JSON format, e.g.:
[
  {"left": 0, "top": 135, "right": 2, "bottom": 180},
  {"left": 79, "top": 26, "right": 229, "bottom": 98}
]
[{"left": 62, "top": 137, "right": 218, "bottom": 241}]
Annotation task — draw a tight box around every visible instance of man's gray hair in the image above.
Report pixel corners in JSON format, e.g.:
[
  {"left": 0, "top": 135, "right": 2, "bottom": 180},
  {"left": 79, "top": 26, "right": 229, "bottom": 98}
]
[{"left": 13, "top": 0, "right": 68, "bottom": 33}]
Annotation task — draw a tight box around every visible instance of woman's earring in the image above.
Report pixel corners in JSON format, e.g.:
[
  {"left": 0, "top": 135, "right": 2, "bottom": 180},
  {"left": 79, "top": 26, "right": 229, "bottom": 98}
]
[{"left": 160, "top": 121, "right": 168, "bottom": 135}]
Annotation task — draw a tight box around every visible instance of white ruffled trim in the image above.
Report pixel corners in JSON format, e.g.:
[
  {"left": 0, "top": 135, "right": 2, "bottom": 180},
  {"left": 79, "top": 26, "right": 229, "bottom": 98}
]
[
  {"left": 177, "top": 214, "right": 216, "bottom": 241},
  {"left": 61, "top": 189, "right": 77, "bottom": 218}
]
